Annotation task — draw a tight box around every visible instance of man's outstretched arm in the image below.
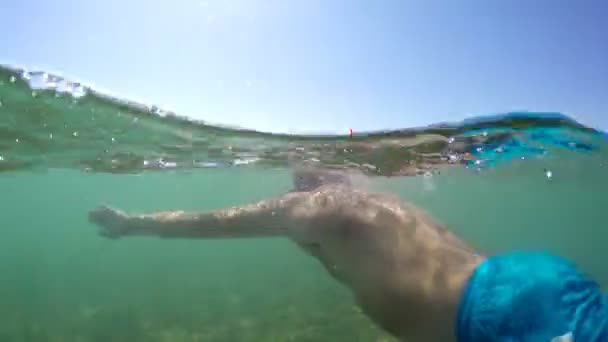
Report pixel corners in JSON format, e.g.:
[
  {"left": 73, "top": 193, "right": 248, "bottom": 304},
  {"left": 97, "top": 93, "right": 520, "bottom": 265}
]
[{"left": 88, "top": 192, "right": 305, "bottom": 239}]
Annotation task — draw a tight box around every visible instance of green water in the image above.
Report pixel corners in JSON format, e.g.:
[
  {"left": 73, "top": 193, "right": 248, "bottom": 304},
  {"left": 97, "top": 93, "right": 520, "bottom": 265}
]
[
  {"left": 1, "top": 64, "right": 608, "bottom": 341},
  {"left": 2, "top": 157, "right": 607, "bottom": 341},
  {"left": 0, "top": 169, "right": 395, "bottom": 341}
]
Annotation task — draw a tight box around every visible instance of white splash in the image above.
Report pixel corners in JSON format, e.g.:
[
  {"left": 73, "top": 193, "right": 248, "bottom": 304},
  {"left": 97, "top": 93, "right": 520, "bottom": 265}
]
[{"left": 550, "top": 331, "right": 573, "bottom": 342}]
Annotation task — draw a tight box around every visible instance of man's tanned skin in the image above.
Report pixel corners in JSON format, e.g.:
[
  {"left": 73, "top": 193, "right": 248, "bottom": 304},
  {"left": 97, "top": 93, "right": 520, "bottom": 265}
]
[{"left": 89, "top": 166, "right": 484, "bottom": 341}]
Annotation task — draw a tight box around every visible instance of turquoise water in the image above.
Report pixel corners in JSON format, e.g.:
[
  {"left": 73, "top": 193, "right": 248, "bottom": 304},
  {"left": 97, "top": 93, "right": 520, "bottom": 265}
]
[{"left": 1, "top": 65, "right": 607, "bottom": 341}]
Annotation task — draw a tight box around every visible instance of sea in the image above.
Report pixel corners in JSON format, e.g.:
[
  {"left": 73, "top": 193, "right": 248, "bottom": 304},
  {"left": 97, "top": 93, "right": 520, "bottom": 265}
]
[{"left": 1, "top": 65, "right": 606, "bottom": 341}]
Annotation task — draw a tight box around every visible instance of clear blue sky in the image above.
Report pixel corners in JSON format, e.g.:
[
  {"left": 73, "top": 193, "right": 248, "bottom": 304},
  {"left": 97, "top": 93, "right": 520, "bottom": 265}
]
[{"left": 2, "top": 0, "right": 607, "bottom": 133}]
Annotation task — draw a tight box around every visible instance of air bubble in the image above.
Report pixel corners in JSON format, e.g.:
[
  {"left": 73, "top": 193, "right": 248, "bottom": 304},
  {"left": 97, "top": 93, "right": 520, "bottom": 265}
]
[
  {"left": 9, "top": 76, "right": 16, "bottom": 83},
  {"left": 0, "top": 155, "right": 3, "bottom": 161},
  {"left": 72, "top": 131, "right": 79, "bottom": 137},
  {"left": 15, "top": 138, "right": 19, "bottom": 143},
  {"left": 363, "top": 163, "right": 376, "bottom": 170},
  {"left": 194, "top": 161, "right": 219, "bottom": 168},
  {"left": 111, "top": 137, "right": 115, "bottom": 142},
  {"left": 49, "top": 133, "right": 53, "bottom": 139},
  {"left": 163, "top": 161, "right": 177, "bottom": 168}
]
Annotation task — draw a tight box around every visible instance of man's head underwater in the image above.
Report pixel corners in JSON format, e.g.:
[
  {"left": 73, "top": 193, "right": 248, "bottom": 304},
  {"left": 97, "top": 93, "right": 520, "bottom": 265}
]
[{"left": 456, "top": 251, "right": 608, "bottom": 342}]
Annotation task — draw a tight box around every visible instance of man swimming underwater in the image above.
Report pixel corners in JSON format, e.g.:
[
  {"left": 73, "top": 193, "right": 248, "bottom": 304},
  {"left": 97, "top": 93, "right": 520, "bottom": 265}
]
[{"left": 89, "top": 166, "right": 607, "bottom": 342}]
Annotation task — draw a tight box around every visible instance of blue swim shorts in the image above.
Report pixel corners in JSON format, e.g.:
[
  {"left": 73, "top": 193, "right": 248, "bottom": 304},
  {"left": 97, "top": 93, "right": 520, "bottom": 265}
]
[{"left": 456, "top": 251, "right": 608, "bottom": 342}]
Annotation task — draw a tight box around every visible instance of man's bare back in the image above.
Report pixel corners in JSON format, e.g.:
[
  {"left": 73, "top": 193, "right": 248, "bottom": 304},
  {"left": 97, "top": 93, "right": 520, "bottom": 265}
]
[{"left": 89, "top": 166, "right": 484, "bottom": 341}]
